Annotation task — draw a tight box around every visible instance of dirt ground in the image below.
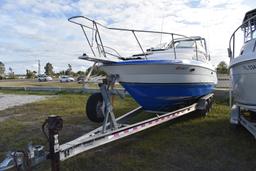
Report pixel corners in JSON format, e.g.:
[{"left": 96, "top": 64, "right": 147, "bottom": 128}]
[{"left": 0, "top": 93, "right": 50, "bottom": 122}]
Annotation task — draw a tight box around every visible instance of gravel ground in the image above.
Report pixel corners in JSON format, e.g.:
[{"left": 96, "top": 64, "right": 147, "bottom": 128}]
[{"left": 0, "top": 93, "right": 48, "bottom": 111}]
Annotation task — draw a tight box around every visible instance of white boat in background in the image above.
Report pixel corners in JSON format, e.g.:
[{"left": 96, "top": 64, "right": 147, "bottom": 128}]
[
  {"left": 229, "top": 9, "right": 256, "bottom": 110},
  {"left": 70, "top": 16, "right": 217, "bottom": 112},
  {"left": 229, "top": 8, "right": 256, "bottom": 138}
]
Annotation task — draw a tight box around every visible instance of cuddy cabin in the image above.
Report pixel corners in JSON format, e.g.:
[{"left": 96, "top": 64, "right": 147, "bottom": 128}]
[
  {"left": 145, "top": 36, "right": 210, "bottom": 62},
  {"left": 101, "top": 36, "right": 217, "bottom": 112}
]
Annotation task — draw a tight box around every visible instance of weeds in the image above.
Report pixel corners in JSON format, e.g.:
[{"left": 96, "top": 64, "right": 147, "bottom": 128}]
[{"left": 0, "top": 92, "right": 255, "bottom": 170}]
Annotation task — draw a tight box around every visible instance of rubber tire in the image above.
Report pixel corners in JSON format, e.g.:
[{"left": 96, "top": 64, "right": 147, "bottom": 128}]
[
  {"left": 86, "top": 93, "right": 105, "bottom": 123},
  {"left": 250, "top": 111, "right": 256, "bottom": 121},
  {"left": 208, "top": 98, "right": 213, "bottom": 113},
  {"left": 197, "top": 101, "right": 209, "bottom": 116}
]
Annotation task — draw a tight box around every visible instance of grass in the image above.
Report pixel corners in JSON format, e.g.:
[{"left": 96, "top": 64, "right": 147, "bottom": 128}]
[
  {"left": 0, "top": 80, "right": 123, "bottom": 89},
  {"left": 0, "top": 80, "right": 100, "bottom": 88},
  {"left": 0, "top": 91, "right": 255, "bottom": 170}
]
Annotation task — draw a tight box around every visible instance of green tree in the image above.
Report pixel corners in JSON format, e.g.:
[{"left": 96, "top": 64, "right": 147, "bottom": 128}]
[
  {"left": 44, "top": 62, "right": 54, "bottom": 76},
  {"left": 85, "top": 66, "right": 106, "bottom": 76},
  {"left": 0, "top": 61, "right": 5, "bottom": 79},
  {"left": 65, "top": 64, "right": 72, "bottom": 75},
  {"left": 217, "top": 61, "right": 229, "bottom": 74},
  {"left": 8, "top": 67, "right": 15, "bottom": 79},
  {"left": 26, "top": 69, "right": 36, "bottom": 79},
  {"left": 77, "top": 71, "right": 85, "bottom": 76},
  {"left": 58, "top": 70, "right": 65, "bottom": 76}
]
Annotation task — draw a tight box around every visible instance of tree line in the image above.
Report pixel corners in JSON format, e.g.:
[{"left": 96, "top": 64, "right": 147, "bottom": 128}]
[
  {"left": 0, "top": 61, "right": 106, "bottom": 79},
  {"left": 0, "top": 60, "right": 228, "bottom": 79},
  {"left": 26, "top": 63, "right": 85, "bottom": 78},
  {"left": 216, "top": 61, "right": 229, "bottom": 74}
]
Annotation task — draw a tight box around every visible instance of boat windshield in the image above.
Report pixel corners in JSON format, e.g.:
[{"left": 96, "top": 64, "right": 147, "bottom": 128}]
[
  {"left": 244, "top": 28, "right": 256, "bottom": 42},
  {"left": 176, "top": 41, "right": 195, "bottom": 48},
  {"left": 242, "top": 8, "right": 256, "bottom": 42}
]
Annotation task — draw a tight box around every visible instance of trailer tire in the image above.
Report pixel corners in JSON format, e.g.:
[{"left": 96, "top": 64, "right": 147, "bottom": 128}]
[
  {"left": 86, "top": 93, "right": 105, "bottom": 123},
  {"left": 249, "top": 111, "right": 256, "bottom": 121},
  {"left": 198, "top": 109, "right": 208, "bottom": 116},
  {"left": 197, "top": 101, "right": 209, "bottom": 116},
  {"left": 208, "top": 99, "right": 212, "bottom": 112}
]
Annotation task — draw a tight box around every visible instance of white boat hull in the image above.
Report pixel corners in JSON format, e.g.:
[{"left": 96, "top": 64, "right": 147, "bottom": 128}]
[
  {"left": 101, "top": 60, "right": 217, "bottom": 111},
  {"left": 101, "top": 60, "right": 217, "bottom": 84},
  {"left": 230, "top": 59, "right": 256, "bottom": 107}
]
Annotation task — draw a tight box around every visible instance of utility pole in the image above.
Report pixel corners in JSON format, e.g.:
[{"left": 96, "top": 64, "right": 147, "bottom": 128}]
[{"left": 38, "top": 60, "right": 41, "bottom": 75}]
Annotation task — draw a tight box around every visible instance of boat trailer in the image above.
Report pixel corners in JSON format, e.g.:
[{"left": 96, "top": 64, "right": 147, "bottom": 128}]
[
  {"left": 44, "top": 75, "right": 213, "bottom": 171},
  {"left": 230, "top": 103, "right": 256, "bottom": 138},
  {"left": 0, "top": 77, "right": 214, "bottom": 171},
  {"left": 229, "top": 83, "right": 256, "bottom": 139}
]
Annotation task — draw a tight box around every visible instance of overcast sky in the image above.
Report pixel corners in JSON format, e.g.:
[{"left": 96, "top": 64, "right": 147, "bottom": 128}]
[{"left": 0, "top": 0, "right": 255, "bottom": 74}]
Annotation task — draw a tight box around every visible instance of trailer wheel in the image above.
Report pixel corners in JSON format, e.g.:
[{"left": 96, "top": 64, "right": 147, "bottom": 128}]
[
  {"left": 206, "top": 98, "right": 213, "bottom": 113},
  {"left": 197, "top": 101, "right": 209, "bottom": 116},
  {"left": 249, "top": 111, "right": 256, "bottom": 121},
  {"left": 86, "top": 93, "right": 105, "bottom": 123}
]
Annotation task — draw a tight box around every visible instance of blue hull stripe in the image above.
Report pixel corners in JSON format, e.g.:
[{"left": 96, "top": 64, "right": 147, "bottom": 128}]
[
  {"left": 111, "top": 59, "right": 205, "bottom": 66},
  {"left": 114, "top": 60, "right": 182, "bottom": 65},
  {"left": 121, "top": 83, "right": 214, "bottom": 112}
]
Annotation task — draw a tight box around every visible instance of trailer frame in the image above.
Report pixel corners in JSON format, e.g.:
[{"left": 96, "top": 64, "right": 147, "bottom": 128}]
[
  {"left": 43, "top": 76, "right": 214, "bottom": 171},
  {"left": 230, "top": 103, "right": 256, "bottom": 138}
]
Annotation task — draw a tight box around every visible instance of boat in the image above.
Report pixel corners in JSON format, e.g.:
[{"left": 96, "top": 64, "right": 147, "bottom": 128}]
[
  {"left": 69, "top": 16, "right": 217, "bottom": 113},
  {"left": 229, "top": 8, "right": 256, "bottom": 112},
  {"left": 228, "top": 8, "right": 256, "bottom": 138}
]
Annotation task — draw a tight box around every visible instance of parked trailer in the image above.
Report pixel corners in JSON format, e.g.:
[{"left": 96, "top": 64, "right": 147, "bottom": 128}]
[
  {"left": 43, "top": 78, "right": 214, "bottom": 171},
  {"left": 230, "top": 103, "right": 256, "bottom": 138},
  {"left": 229, "top": 80, "right": 256, "bottom": 139}
]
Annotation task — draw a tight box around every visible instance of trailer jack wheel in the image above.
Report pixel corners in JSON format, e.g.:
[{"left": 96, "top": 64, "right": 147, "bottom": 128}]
[{"left": 86, "top": 93, "right": 105, "bottom": 123}]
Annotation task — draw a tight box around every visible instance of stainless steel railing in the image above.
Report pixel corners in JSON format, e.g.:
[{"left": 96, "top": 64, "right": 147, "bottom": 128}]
[
  {"left": 68, "top": 16, "right": 208, "bottom": 61},
  {"left": 228, "top": 14, "right": 256, "bottom": 59}
]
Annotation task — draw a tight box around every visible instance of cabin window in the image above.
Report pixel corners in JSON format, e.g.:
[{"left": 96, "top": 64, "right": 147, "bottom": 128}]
[
  {"left": 176, "top": 41, "right": 195, "bottom": 48},
  {"left": 244, "top": 29, "right": 256, "bottom": 41},
  {"left": 253, "top": 31, "right": 256, "bottom": 39},
  {"left": 243, "top": 19, "right": 256, "bottom": 42}
]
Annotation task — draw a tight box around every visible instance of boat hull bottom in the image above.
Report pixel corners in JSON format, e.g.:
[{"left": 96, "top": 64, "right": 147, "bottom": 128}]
[{"left": 121, "top": 83, "right": 214, "bottom": 112}]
